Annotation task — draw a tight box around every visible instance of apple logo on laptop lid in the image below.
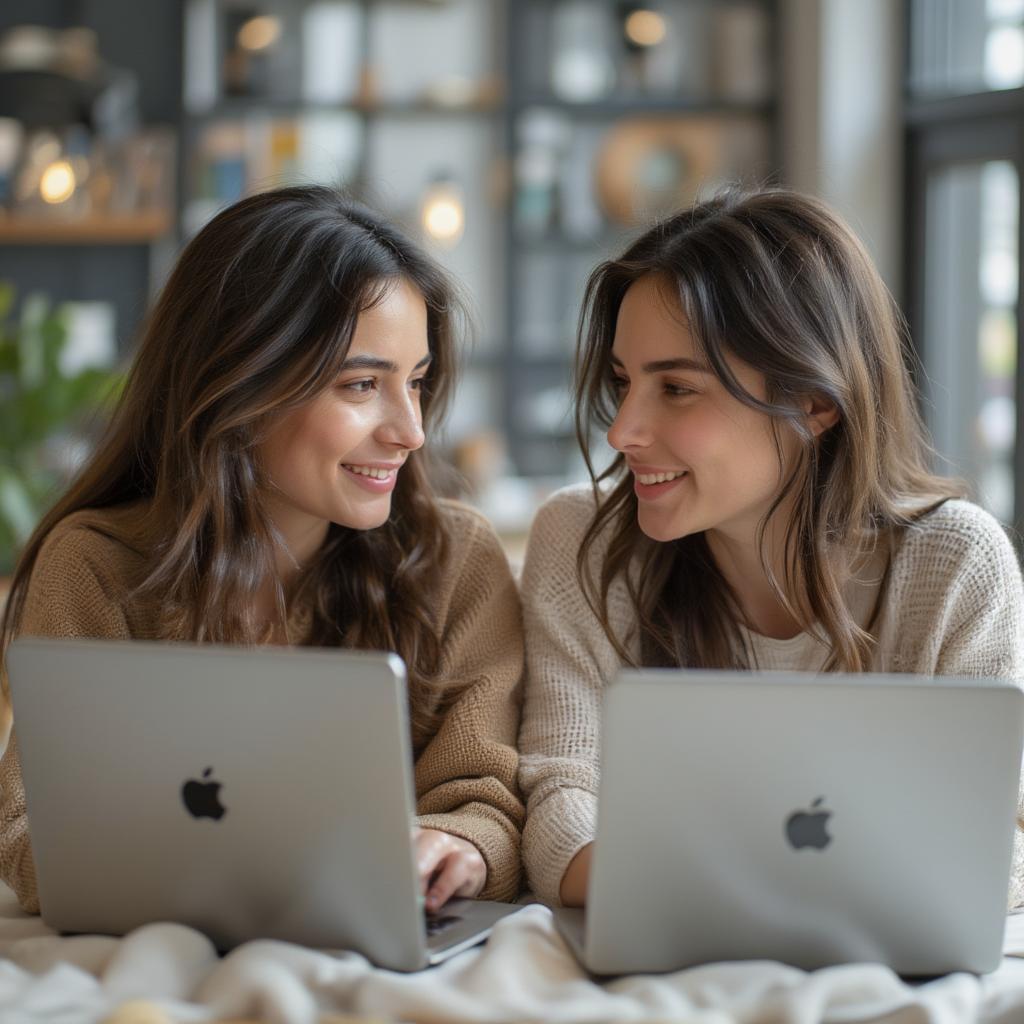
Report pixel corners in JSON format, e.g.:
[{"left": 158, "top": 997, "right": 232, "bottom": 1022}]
[
  {"left": 785, "top": 796, "right": 832, "bottom": 850},
  {"left": 181, "top": 767, "right": 227, "bottom": 821}
]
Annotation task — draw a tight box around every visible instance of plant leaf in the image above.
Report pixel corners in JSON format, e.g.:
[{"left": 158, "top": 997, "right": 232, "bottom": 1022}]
[{"left": 0, "top": 466, "right": 40, "bottom": 546}]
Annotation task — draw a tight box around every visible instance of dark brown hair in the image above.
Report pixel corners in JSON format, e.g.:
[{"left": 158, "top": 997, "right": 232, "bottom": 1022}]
[
  {"left": 575, "top": 188, "right": 962, "bottom": 671},
  {"left": 2, "top": 186, "right": 463, "bottom": 744}
]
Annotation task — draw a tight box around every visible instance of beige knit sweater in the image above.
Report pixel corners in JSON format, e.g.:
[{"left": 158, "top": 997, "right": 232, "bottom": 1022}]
[
  {"left": 0, "top": 499, "right": 525, "bottom": 912},
  {"left": 519, "top": 483, "right": 1024, "bottom": 906}
]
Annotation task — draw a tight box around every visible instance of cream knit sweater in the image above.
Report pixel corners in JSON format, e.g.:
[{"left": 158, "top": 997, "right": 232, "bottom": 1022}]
[
  {"left": 1, "top": 499, "right": 525, "bottom": 912},
  {"left": 519, "top": 483, "right": 1024, "bottom": 906}
]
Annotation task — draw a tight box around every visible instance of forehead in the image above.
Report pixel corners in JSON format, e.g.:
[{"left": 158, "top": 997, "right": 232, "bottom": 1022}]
[
  {"left": 612, "top": 275, "right": 699, "bottom": 360},
  {"left": 349, "top": 278, "right": 428, "bottom": 350}
]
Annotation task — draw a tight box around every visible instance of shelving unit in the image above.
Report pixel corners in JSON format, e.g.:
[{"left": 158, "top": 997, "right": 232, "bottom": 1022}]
[
  {"left": 0, "top": 1, "right": 184, "bottom": 367},
  {"left": 179, "top": 0, "right": 778, "bottom": 479},
  {"left": 500, "top": 0, "right": 777, "bottom": 476},
  {"left": 179, "top": 0, "right": 511, "bottom": 486}
]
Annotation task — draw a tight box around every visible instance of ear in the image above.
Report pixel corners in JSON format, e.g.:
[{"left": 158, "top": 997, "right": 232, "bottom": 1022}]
[{"left": 803, "top": 394, "right": 840, "bottom": 438}]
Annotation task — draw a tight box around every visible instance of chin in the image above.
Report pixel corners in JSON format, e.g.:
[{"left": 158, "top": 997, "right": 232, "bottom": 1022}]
[
  {"left": 637, "top": 512, "right": 689, "bottom": 544},
  {"left": 348, "top": 513, "right": 392, "bottom": 531},
  {"left": 335, "top": 501, "right": 393, "bottom": 532}
]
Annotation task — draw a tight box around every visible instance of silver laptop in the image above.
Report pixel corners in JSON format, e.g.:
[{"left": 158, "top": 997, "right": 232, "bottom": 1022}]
[
  {"left": 6, "top": 636, "right": 521, "bottom": 971},
  {"left": 555, "top": 669, "right": 1024, "bottom": 976}
]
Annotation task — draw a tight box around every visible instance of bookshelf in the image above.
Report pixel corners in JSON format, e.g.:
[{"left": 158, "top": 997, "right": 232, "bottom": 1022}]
[{"left": 180, "top": 0, "right": 778, "bottom": 479}]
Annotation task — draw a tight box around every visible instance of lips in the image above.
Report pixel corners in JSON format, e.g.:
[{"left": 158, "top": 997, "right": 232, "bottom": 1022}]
[
  {"left": 628, "top": 462, "right": 689, "bottom": 481},
  {"left": 340, "top": 461, "right": 403, "bottom": 494},
  {"left": 630, "top": 465, "right": 689, "bottom": 501},
  {"left": 342, "top": 464, "right": 398, "bottom": 480},
  {"left": 635, "top": 470, "right": 686, "bottom": 485}
]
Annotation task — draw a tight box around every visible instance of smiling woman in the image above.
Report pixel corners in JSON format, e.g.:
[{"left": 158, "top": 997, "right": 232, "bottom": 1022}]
[
  {"left": 518, "top": 187, "right": 1024, "bottom": 909},
  {"left": 257, "top": 280, "right": 432, "bottom": 546},
  {"left": 0, "top": 186, "right": 525, "bottom": 917},
  {"left": 603, "top": 278, "right": 823, "bottom": 548}
]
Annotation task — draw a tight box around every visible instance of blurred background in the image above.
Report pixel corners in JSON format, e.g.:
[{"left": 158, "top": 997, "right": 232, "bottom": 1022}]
[{"left": 0, "top": 0, "right": 1020, "bottom": 568}]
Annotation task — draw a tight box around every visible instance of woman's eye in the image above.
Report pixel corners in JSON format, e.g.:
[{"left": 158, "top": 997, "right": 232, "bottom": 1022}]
[
  {"left": 342, "top": 378, "right": 376, "bottom": 394},
  {"left": 664, "top": 382, "right": 695, "bottom": 397},
  {"left": 410, "top": 376, "right": 427, "bottom": 392},
  {"left": 610, "top": 375, "right": 629, "bottom": 393}
]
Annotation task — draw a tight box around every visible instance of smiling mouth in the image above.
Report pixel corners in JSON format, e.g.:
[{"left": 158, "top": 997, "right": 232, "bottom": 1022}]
[
  {"left": 635, "top": 470, "right": 687, "bottom": 485},
  {"left": 342, "top": 464, "right": 397, "bottom": 480}
]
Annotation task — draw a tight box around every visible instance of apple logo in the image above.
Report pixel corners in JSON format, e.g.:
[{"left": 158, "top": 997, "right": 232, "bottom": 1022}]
[
  {"left": 785, "top": 796, "right": 832, "bottom": 850},
  {"left": 181, "top": 767, "right": 227, "bottom": 821}
]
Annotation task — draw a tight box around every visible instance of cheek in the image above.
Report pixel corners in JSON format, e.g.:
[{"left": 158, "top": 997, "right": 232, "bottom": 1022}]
[
  {"left": 676, "top": 406, "right": 781, "bottom": 484},
  {"left": 261, "top": 406, "right": 337, "bottom": 480},
  {"left": 665, "top": 406, "right": 727, "bottom": 461},
  {"left": 308, "top": 408, "right": 360, "bottom": 459},
  {"left": 293, "top": 404, "right": 368, "bottom": 466},
  {"left": 732, "top": 418, "right": 786, "bottom": 491}
]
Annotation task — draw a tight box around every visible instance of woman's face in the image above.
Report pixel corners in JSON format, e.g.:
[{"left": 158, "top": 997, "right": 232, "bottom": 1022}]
[
  {"left": 606, "top": 274, "right": 799, "bottom": 547},
  {"left": 258, "top": 278, "right": 430, "bottom": 546}
]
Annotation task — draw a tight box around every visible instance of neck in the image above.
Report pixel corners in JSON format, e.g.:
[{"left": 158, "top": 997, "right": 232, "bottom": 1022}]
[
  {"left": 253, "top": 498, "right": 331, "bottom": 629},
  {"left": 261, "top": 494, "right": 331, "bottom": 583},
  {"left": 272, "top": 523, "right": 328, "bottom": 584},
  {"left": 706, "top": 514, "right": 806, "bottom": 641}
]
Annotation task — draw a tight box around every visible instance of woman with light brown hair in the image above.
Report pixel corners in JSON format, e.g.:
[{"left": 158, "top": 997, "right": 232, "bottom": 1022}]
[
  {"left": 518, "top": 188, "right": 1024, "bottom": 908},
  {"left": 0, "top": 185, "right": 524, "bottom": 914}
]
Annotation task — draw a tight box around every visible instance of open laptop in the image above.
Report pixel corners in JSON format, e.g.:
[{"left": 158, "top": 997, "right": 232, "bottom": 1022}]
[
  {"left": 6, "top": 636, "right": 522, "bottom": 971},
  {"left": 554, "top": 669, "right": 1024, "bottom": 976}
]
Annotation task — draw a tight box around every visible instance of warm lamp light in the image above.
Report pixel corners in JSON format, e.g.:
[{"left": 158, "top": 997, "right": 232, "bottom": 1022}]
[
  {"left": 421, "top": 180, "right": 465, "bottom": 247},
  {"left": 40, "top": 159, "right": 76, "bottom": 204},
  {"left": 238, "top": 15, "right": 281, "bottom": 51},
  {"left": 625, "top": 10, "right": 667, "bottom": 47}
]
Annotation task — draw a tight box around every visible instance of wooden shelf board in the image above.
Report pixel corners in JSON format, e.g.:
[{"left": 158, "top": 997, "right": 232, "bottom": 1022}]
[
  {"left": 0, "top": 213, "right": 172, "bottom": 245},
  {"left": 188, "top": 98, "right": 503, "bottom": 121}
]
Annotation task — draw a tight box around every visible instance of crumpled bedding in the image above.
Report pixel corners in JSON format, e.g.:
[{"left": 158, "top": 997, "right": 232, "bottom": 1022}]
[{"left": 2, "top": 884, "right": 1024, "bottom": 1024}]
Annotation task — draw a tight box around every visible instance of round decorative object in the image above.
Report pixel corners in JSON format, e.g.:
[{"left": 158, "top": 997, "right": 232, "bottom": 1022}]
[{"left": 595, "top": 117, "right": 720, "bottom": 225}]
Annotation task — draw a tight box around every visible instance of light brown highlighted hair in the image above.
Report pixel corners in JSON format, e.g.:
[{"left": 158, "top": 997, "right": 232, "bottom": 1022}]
[{"left": 574, "top": 188, "right": 962, "bottom": 671}]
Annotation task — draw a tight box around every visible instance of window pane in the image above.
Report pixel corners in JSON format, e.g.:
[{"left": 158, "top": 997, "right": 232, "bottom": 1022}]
[
  {"left": 910, "top": 0, "right": 1024, "bottom": 96},
  {"left": 922, "top": 159, "right": 1018, "bottom": 523}
]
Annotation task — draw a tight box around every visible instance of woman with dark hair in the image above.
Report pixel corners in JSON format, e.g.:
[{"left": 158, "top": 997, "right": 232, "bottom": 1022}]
[
  {"left": 518, "top": 188, "right": 1024, "bottom": 908},
  {"left": 0, "top": 185, "right": 524, "bottom": 914}
]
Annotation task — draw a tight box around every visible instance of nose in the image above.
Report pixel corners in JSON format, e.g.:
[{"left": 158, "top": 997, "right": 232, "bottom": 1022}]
[
  {"left": 378, "top": 387, "right": 425, "bottom": 452},
  {"left": 607, "top": 388, "right": 651, "bottom": 452}
]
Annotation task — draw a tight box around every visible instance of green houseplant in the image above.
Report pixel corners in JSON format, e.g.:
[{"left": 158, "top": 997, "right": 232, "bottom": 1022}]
[{"left": 0, "top": 283, "right": 123, "bottom": 576}]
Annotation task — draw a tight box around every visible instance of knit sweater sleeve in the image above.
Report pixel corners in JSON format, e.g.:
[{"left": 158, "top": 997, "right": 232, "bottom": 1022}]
[
  {"left": 413, "top": 503, "right": 525, "bottom": 902},
  {"left": 1, "top": 523, "right": 132, "bottom": 913},
  {"left": 924, "top": 505, "right": 1024, "bottom": 910},
  {"left": 888, "top": 502, "right": 1024, "bottom": 908},
  {"left": 928, "top": 508, "right": 1024, "bottom": 679},
  {"left": 518, "top": 486, "right": 626, "bottom": 905}
]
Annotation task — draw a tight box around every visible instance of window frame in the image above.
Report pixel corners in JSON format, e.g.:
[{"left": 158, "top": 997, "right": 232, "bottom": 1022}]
[{"left": 904, "top": 19, "right": 1024, "bottom": 536}]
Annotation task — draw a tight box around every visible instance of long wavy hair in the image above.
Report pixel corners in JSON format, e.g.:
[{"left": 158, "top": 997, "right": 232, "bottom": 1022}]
[
  {"left": 575, "top": 188, "right": 962, "bottom": 671},
  {"left": 2, "top": 185, "right": 463, "bottom": 745}
]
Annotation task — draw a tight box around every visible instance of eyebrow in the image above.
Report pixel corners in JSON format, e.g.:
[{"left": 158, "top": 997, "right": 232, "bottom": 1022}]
[
  {"left": 609, "top": 352, "right": 712, "bottom": 374},
  {"left": 339, "top": 353, "right": 432, "bottom": 373}
]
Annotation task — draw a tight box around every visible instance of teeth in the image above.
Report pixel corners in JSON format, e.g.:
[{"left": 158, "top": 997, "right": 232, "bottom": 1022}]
[
  {"left": 344, "top": 465, "right": 393, "bottom": 480},
  {"left": 637, "top": 471, "right": 686, "bottom": 485}
]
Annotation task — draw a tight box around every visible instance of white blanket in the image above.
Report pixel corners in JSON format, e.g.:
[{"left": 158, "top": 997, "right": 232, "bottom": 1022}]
[{"left": 2, "top": 886, "right": 1024, "bottom": 1024}]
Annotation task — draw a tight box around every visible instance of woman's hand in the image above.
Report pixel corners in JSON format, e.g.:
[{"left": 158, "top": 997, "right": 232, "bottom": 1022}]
[
  {"left": 413, "top": 828, "right": 487, "bottom": 912},
  {"left": 559, "top": 842, "right": 593, "bottom": 907}
]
